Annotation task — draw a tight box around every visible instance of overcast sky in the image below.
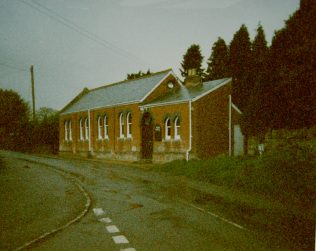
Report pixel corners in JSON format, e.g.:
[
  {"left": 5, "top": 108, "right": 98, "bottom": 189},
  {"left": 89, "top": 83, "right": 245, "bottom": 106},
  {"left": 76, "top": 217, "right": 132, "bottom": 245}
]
[{"left": 0, "top": 0, "right": 300, "bottom": 110}]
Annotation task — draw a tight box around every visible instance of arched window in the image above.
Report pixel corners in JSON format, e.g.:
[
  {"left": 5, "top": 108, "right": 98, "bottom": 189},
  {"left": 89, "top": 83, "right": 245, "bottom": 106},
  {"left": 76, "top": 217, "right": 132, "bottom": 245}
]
[
  {"left": 165, "top": 118, "right": 171, "bottom": 140},
  {"left": 69, "top": 120, "right": 72, "bottom": 141},
  {"left": 84, "top": 117, "right": 89, "bottom": 140},
  {"left": 127, "top": 112, "right": 132, "bottom": 138},
  {"left": 119, "top": 113, "right": 124, "bottom": 138},
  {"left": 97, "top": 116, "right": 103, "bottom": 139},
  {"left": 104, "top": 115, "right": 109, "bottom": 139},
  {"left": 174, "top": 117, "right": 180, "bottom": 140},
  {"left": 79, "top": 118, "right": 84, "bottom": 140},
  {"left": 64, "top": 121, "right": 68, "bottom": 141}
]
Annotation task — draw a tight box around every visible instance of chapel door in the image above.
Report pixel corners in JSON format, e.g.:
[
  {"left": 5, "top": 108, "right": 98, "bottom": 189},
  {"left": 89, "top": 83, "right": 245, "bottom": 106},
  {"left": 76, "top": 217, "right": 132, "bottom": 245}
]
[{"left": 141, "top": 112, "right": 153, "bottom": 160}]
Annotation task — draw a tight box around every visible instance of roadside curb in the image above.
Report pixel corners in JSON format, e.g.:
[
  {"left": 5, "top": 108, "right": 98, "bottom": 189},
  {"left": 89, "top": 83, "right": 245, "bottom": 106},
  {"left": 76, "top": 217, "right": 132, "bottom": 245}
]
[{"left": 14, "top": 158, "right": 92, "bottom": 251}]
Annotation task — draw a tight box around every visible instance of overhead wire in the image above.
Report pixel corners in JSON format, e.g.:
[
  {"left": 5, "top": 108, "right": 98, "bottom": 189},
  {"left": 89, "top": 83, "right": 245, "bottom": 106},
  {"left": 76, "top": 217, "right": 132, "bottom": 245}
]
[
  {"left": 0, "top": 62, "right": 28, "bottom": 72},
  {"left": 17, "top": 0, "right": 148, "bottom": 66}
]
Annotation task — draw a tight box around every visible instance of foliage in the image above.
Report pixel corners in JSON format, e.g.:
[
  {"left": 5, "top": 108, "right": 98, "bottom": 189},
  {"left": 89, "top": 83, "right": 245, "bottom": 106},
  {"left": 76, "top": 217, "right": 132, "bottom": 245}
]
[
  {"left": 0, "top": 89, "right": 30, "bottom": 151},
  {"left": 268, "top": 0, "right": 316, "bottom": 129},
  {"left": 126, "top": 69, "right": 151, "bottom": 80},
  {"left": 0, "top": 88, "right": 59, "bottom": 153},
  {"left": 32, "top": 108, "right": 59, "bottom": 154},
  {"left": 180, "top": 44, "right": 204, "bottom": 79},
  {"left": 205, "top": 37, "right": 230, "bottom": 81},
  {"left": 241, "top": 25, "right": 270, "bottom": 138},
  {"left": 229, "top": 24, "right": 253, "bottom": 111},
  {"left": 157, "top": 139, "right": 316, "bottom": 207},
  {"left": 36, "top": 107, "right": 58, "bottom": 122}
]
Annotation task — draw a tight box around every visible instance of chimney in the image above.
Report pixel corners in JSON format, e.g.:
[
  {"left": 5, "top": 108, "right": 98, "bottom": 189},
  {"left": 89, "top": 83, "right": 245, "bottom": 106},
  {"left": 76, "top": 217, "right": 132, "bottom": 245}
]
[{"left": 184, "top": 68, "right": 202, "bottom": 87}]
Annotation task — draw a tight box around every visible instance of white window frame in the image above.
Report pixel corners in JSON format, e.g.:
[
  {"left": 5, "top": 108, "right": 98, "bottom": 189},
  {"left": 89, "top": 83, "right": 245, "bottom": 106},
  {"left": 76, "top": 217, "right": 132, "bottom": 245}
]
[
  {"left": 68, "top": 120, "right": 72, "bottom": 141},
  {"left": 79, "top": 118, "right": 84, "bottom": 140},
  {"left": 84, "top": 117, "right": 89, "bottom": 140},
  {"left": 119, "top": 113, "right": 125, "bottom": 138},
  {"left": 165, "top": 118, "right": 171, "bottom": 140},
  {"left": 126, "top": 112, "right": 132, "bottom": 138},
  {"left": 104, "top": 115, "right": 109, "bottom": 139},
  {"left": 64, "top": 121, "right": 68, "bottom": 141},
  {"left": 174, "top": 117, "right": 180, "bottom": 140},
  {"left": 97, "top": 116, "right": 103, "bottom": 140}
]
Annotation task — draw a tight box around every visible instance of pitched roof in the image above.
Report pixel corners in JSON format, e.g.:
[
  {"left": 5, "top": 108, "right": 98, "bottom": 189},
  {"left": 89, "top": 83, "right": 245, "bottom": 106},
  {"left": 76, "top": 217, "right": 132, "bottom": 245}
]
[
  {"left": 60, "top": 69, "right": 172, "bottom": 115},
  {"left": 141, "top": 77, "right": 231, "bottom": 107}
]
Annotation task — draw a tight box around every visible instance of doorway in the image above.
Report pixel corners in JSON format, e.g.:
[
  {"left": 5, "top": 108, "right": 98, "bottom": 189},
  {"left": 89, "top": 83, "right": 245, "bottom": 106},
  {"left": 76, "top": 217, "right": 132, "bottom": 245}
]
[{"left": 141, "top": 112, "right": 153, "bottom": 159}]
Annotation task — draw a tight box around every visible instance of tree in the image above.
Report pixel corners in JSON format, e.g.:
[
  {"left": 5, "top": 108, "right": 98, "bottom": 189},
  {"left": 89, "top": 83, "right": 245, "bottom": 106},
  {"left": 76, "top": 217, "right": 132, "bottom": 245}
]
[
  {"left": 180, "top": 44, "right": 204, "bottom": 79},
  {"left": 36, "top": 107, "right": 58, "bottom": 122},
  {"left": 268, "top": 0, "right": 316, "bottom": 129},
  {"left": 0, "top": 89, "right": 30, "bottom": 150},
  {"left": 229, "top": 24, "right": 253, "bottom": 111},
  {"left": 205, "top": 37, "right": 230, "bottom": 81},
  {"left": 126, "top": 69, "right": 151, "bottom": 80},
  {"left": 241, "top": 24, "right": 270, "bottom": 138},
  {"left": 32, "top": 107, "right": 59, "bottom": 153}
]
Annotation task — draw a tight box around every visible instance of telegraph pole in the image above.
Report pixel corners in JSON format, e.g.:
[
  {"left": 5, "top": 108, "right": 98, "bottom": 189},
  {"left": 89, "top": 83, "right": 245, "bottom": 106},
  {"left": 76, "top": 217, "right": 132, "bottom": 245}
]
[{"left": 30, "top": 65, "right": 36, "bottom": 121}]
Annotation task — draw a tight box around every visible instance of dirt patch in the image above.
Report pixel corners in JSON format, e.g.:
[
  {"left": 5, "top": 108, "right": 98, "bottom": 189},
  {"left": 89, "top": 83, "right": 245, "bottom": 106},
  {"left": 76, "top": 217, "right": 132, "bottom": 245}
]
[
  {"left": 150, "top": 208, "right": 185, "bottom": 228},
  {"left": 130, "top": 202, "right": 144, "bottom": 209}
]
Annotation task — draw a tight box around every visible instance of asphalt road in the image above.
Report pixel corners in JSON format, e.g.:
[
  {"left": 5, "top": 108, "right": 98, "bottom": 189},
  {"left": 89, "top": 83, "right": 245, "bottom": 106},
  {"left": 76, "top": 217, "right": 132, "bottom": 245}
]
[{"left": 0, "top": 151, "right": 312, "bottom": 250}]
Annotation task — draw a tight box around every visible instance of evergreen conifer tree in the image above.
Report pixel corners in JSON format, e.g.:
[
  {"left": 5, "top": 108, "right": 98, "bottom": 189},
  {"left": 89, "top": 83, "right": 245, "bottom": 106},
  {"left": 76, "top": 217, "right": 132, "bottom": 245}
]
[
  {"left": 269, "top": 0, "right": 316, "bottom": 129},
  {"left": 205, "top": 37, "right": 229, "bottom": 81},
  {"left": 241, "top": 24, "right": 270, "bottom": 138},
  {"left": 229, "top": 24, "right": 253, "bottom": 111},
  {"left": 180, "top": 44, "right": 204, "bottom": 79}
]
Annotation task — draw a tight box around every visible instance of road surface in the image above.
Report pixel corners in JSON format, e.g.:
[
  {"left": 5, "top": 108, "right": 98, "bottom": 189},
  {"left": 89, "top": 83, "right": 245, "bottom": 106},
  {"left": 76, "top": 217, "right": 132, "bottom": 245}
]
[{"left": 0, "top": 151, "right": 313, "bottom": 250}]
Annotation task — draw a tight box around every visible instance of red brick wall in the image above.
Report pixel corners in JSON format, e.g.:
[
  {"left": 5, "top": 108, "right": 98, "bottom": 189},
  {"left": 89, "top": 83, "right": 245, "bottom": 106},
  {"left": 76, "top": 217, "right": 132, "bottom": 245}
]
[
  {"left": 143, "top": 74, "right": 181, "bottom": 104},
  {"left": 59, "top": 81, "right": 240, "bottom": 161},
  {"left": 148, "top": 102, "right": 190, "bottom": 161},
  {"left": 59, "top": 103, "right": 142, "bottom": 160},
  {"left": 192, "top": 83, "right": 231, "bottom": 159}
]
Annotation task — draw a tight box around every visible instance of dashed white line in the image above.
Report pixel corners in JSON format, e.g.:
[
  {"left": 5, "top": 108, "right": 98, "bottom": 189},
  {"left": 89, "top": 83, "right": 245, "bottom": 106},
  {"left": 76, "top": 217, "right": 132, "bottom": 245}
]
[
  {"left": 189, "top": 203, "right": 245, "bottom": 230},
  {"left": 99, "top": 217, "right": 112, "bottom": 223},
  {"left": 93, "top": 208, "right": 105, "bottom": 216},
  {"left": 94, "top": 207, "right": 135, "bottom": 250},
  {"left": 106, "top": 225, "right": 120, "bottom": 233},
  {"left": 112, "top": 235, "right": 129, "bottom": 244}
]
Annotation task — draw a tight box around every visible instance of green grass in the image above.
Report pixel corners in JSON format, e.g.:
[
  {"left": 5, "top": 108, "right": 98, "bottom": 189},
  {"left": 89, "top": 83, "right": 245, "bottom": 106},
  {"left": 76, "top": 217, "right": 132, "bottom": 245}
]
[{"left": 156, "top": 141, "right": 316, "bottom": 209}]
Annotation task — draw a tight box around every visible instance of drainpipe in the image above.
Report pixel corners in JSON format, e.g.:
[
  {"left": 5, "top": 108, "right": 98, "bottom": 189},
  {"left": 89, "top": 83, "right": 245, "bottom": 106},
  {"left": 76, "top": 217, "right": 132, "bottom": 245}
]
[
  {"left": 88, "top": 109, "right": 92, "bottom": 153},
  {"left": 229, "top": 95, "right": 232, "bottom": 156},
  {"left": 186, "top": 100, "right": 192, "bottom": 161}
]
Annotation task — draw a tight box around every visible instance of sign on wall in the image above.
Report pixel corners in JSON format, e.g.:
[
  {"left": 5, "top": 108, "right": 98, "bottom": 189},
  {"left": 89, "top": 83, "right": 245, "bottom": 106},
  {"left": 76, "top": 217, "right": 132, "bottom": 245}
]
[{"left": 154, "top": 124, "right": 162, "bottom": 141}]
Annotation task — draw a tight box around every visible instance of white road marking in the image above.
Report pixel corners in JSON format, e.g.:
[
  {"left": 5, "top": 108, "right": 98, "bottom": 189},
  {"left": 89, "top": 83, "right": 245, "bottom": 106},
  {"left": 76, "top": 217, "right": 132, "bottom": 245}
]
[
  {"left": 120, "top": 248, "right": 136, "bottom": 251},
  {"left": 189, "top": 203, "right": 245, "bottom": 230},
  {"left": 99, "top": 217, "right": 112, "bottom": 223},
  {"left": 93, "top": 208, "right": 105, "bottom": 216},
  {"left": 106, "top": 225, "right": 120, "bottom": 233},
  {"left": 112, "top": 235, "right": 129, "bottom": 244}
]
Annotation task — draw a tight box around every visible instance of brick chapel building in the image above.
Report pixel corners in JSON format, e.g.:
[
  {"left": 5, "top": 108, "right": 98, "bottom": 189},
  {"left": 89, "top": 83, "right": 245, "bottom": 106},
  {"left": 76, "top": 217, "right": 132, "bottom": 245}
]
[{"left": 59, "top": 69, "right": 244, "bottom": 162}]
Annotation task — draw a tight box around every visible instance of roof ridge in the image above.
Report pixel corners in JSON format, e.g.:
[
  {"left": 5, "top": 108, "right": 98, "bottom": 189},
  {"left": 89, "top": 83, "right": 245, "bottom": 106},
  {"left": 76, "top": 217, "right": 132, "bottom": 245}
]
[
  {"left": 202, "top": 77, "right": 231, "bottom": 85},
  {"left": 90, "top": 68, "right": 173, "bottom": 92}
]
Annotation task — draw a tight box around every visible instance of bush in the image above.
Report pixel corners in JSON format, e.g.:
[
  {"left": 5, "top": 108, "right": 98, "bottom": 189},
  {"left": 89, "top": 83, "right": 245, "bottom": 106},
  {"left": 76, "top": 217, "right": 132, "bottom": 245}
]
[{"left": 157, "top": 140, "right": 316, "bottom": 207}]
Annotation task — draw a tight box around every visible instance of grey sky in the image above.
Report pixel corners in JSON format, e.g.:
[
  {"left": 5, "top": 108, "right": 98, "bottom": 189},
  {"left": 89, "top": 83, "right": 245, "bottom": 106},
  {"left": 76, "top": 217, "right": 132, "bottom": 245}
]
[{"left": 0, "top": 0, "right": 300, "bottom": 110}]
